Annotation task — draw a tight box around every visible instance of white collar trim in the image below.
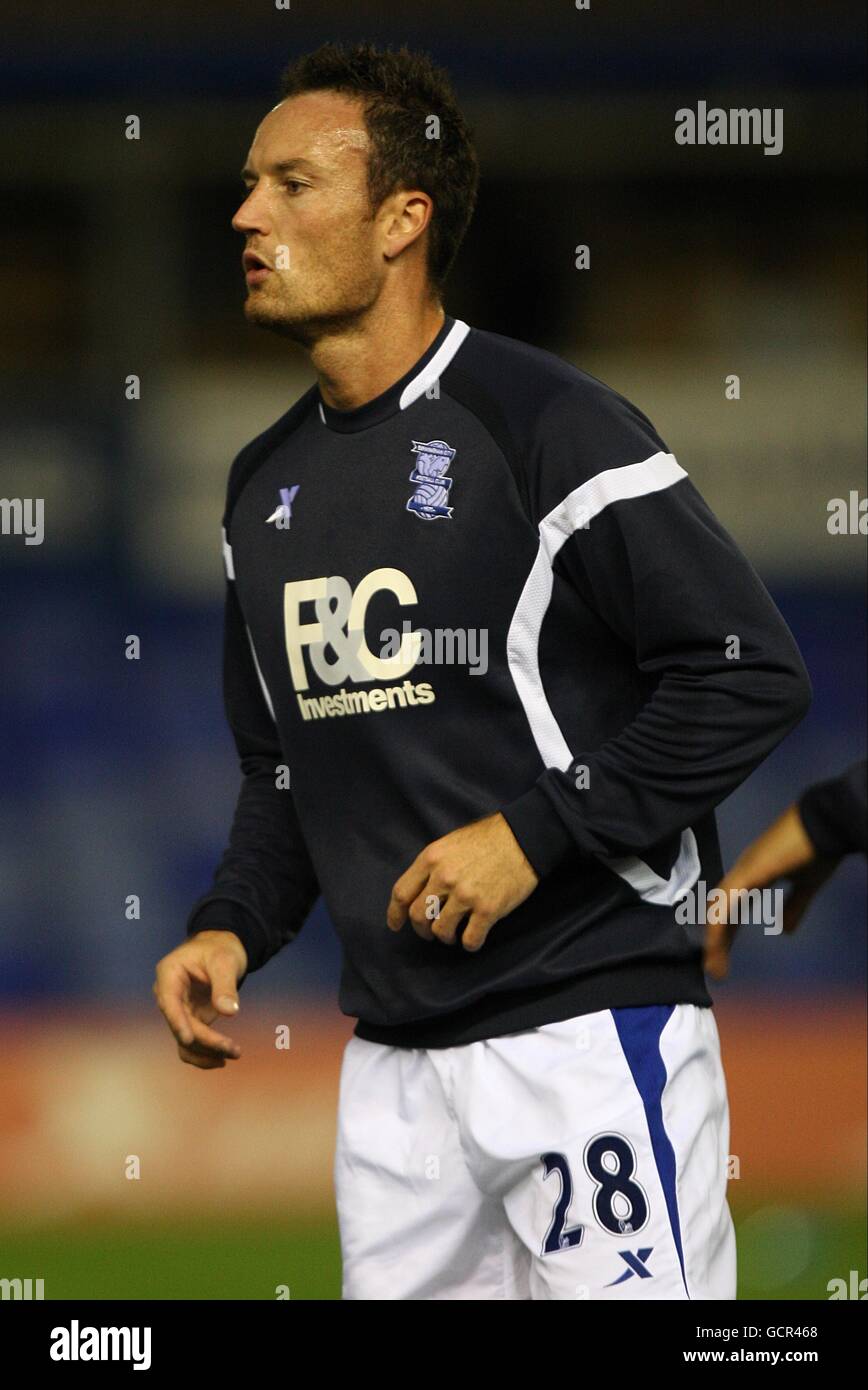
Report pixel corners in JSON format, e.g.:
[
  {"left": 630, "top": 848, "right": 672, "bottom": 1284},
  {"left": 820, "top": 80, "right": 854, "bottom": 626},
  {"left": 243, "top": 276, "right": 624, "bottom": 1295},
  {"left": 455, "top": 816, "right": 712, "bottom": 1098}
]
[{"left": 398, "top": 318, "right": 471, "bottom": 410}]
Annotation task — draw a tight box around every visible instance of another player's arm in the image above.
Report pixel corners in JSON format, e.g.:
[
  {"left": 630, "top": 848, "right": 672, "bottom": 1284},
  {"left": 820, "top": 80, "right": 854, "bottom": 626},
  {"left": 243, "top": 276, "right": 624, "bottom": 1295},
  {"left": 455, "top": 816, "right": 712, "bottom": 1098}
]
[
  {"left": 705, "top": 759, "right": 868, "bottom": 978},
  {"left": 154, "top": 577, "right": 319, "bottom": 1068}
]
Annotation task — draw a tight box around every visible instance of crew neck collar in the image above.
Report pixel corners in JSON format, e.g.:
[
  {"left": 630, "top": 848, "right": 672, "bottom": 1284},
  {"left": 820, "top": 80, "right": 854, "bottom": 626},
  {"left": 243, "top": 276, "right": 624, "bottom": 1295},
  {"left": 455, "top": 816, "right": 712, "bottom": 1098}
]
[{"left": 315, "top": 316, "right": 470, "bottom": 434}]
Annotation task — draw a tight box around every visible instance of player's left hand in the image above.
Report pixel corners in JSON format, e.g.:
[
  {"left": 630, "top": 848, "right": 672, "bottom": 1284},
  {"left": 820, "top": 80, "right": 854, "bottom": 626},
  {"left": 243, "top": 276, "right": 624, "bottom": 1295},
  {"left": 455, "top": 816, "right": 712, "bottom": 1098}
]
[{"left": 386, "top": 812, "right": 539, "bottom": 951}]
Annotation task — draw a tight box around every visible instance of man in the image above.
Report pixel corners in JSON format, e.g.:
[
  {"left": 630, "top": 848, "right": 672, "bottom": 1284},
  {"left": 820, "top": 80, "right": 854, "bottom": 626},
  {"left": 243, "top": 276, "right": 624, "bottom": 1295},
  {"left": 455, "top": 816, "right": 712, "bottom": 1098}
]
[
  {"left": 153, "top": 41, "right": 811, "bottom": 1300},
  {"left": 705, "top": 759, "right": 867, "bottom": 978}
]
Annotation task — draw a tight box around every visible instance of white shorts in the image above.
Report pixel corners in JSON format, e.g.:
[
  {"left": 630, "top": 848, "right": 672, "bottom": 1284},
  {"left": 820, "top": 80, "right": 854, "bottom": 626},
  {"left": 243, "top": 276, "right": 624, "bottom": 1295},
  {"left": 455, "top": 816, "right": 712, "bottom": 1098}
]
[{"left": 333, "top": 1002, "right": 736, "bottom": 1300}]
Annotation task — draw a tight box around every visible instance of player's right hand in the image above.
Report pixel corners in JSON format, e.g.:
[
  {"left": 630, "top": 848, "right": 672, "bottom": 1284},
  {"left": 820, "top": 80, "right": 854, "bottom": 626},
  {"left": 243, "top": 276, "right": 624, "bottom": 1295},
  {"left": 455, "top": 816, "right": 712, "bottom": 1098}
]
[{"left": 153, "top": 930, "right": 248, "bottom": 1069}]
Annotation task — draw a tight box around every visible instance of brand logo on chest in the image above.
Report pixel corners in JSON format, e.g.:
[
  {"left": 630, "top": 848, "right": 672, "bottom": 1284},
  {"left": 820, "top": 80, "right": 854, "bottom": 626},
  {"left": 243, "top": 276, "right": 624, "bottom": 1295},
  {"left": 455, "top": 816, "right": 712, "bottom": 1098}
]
[{"left": 266, "top": 485, "right": 300, "bottom": 527}]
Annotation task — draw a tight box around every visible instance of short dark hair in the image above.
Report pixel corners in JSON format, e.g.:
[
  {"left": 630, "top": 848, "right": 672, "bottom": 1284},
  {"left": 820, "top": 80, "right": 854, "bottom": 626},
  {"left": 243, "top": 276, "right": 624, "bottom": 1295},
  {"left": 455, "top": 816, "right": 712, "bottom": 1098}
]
[{"left": 279, "top": 41, "right": 479, "bottom": 294}]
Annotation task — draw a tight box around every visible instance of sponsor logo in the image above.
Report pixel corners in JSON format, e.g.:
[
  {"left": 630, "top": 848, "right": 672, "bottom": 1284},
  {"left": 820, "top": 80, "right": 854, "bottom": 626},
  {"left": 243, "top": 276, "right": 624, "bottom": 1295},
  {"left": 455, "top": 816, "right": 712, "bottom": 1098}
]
[{"left": 284, "top": 567, "right": 435, "bottom": 720}]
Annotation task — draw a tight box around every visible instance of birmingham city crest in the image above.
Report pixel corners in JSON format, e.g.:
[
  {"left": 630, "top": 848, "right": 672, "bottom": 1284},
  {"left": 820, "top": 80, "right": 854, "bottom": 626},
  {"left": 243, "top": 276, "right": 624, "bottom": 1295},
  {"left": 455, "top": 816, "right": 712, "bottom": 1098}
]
[{"left": 406, "top": 439, "right": 456, "bottom": 520}]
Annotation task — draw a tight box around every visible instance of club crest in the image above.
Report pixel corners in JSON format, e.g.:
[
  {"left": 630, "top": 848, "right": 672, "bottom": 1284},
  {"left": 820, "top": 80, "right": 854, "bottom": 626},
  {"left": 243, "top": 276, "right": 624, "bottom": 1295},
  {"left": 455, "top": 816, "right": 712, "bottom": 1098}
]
[{"left": 406, "top": 439, "right": 456, "bottom": 521}]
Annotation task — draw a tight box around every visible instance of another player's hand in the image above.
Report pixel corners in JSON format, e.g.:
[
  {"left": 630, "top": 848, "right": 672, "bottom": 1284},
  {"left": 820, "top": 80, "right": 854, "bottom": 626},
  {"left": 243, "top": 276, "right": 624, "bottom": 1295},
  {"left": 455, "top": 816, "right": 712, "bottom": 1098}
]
[
  {"left": 153, "top": 930, "right": 248, "bottom": 1069},
  {"left": 386, "top": 812, "right": 539, "bottom": 951},
  {"left": 703, "top": 803, "right": 836, "bottom": 980}
]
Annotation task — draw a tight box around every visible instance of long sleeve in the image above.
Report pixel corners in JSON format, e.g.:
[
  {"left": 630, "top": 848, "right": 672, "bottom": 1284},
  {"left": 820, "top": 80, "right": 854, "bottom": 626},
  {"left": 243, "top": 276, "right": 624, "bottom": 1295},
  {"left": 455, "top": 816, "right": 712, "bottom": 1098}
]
[
  {"left": 500, "top": 385, "right": 813, "bottom": 876},
  {"left": 798, "top": 760, "right": 868, "bottom": 859},
  {"left": 186, "top": 573, "right": 320, "bottom": 973}
]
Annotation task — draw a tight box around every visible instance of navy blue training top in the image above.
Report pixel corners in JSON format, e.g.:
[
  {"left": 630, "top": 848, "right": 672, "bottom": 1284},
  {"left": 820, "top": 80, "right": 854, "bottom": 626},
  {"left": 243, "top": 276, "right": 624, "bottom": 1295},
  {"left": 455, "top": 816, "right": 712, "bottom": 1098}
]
[{"left": 186, "top": 314, "right": 812, "bottom": 1047}]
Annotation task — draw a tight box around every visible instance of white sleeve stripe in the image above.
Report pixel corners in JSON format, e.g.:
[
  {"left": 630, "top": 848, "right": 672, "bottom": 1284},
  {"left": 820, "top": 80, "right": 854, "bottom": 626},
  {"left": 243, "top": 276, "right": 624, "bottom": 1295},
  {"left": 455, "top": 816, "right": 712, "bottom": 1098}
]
[
  {"left": 508, "top": 451, "right": 687, "bottom": 771},
  {"left": 540, "top": 451, "right": 687, "bottom": 563},
  {"left": 245, "top": 625, "right": 277, "bottom": 724},
  {"left": 221, "top": 526, "right": 235, "bottom": 581},
  {"left": 224, "top": 527, "right": 275, "bottom": 724},
  {"left": 506, "top": 450, "right": 698, "bottom": 907}
]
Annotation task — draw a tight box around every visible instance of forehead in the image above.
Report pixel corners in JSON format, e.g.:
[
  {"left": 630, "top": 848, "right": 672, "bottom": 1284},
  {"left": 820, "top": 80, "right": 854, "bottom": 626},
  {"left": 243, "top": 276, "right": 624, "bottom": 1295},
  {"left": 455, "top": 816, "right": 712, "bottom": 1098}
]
[{"left": 247, "top": 90, "right": 370, "bottom": 170}]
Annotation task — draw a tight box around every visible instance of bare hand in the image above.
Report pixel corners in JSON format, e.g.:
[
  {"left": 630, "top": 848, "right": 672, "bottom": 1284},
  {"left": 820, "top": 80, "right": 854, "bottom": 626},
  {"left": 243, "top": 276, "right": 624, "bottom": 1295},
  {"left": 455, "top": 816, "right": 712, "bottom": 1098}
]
[
  {"left": 704, "top": 803, "right": 835, "bottom": 980},
  {"left": 386, "top": 812, "right": 539, "bottom": 951},
  {"left": 153, "top": 930, "right": 248, "bottom": 1069}
]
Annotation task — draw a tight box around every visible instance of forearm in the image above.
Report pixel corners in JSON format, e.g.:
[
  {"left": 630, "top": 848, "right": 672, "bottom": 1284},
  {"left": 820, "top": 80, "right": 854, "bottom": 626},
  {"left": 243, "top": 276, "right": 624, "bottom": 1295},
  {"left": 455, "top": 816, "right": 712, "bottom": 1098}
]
[
  {"left": 504, "top": 650, "right": 811, "bottom": 874},
  {"left": 187, "top": 754, "right": 320, "bottom": 972}
]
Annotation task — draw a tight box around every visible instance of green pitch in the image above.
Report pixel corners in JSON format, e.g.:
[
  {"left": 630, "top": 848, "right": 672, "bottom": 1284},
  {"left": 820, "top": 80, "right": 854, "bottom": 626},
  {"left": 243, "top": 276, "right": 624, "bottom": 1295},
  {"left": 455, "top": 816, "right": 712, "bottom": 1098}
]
[
  {"left": 0, "top": 1204, "right": 864, "bottom": 1300},
  {"left": 0, "top": 1214, "right": 342, "bottom": 1301}
]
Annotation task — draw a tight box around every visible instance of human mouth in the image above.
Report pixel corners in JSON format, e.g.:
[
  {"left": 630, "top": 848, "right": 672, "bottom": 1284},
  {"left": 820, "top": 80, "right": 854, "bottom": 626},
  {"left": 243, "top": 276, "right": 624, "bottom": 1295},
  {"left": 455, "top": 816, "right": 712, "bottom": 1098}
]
[{"left": 243, "top": 250, "right": 272, "bottom": 284}]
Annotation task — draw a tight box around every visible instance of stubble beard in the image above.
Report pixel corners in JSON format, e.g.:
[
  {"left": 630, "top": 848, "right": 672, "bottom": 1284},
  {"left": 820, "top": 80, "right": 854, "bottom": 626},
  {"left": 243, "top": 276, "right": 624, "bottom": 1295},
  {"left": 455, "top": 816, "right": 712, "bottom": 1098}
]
[{"left": 243, "top": 268, "right": 381, "bottom": 349}]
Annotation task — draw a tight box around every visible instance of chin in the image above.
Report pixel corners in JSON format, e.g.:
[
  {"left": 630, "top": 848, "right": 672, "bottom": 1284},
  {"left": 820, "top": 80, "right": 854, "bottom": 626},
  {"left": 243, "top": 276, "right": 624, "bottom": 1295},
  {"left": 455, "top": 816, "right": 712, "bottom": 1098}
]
[
  {"left": 243, "top": 288, "right": 375, "bottom": 345},
  {"left": 244, "top": 296, "right": 309, "bottom": 341}
]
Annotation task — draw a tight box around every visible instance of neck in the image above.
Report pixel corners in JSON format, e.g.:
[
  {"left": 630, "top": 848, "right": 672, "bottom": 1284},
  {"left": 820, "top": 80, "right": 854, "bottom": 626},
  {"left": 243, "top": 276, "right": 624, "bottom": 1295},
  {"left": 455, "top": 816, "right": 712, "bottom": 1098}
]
[{"left": 311, "top": 294, "right": 446, "bottom": 412}]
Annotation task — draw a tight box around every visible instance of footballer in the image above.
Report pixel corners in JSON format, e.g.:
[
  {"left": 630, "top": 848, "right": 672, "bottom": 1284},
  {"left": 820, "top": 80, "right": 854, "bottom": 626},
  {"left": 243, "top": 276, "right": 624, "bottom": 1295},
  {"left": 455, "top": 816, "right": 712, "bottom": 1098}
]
[{"left": 154, "top": 41, "right": 811, "bottom": 1300}]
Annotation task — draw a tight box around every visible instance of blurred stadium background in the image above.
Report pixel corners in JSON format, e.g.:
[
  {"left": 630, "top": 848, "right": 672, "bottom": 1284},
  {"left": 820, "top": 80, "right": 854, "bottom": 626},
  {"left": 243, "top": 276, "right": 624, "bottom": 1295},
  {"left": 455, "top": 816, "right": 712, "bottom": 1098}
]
[{"left": 1, "top": 0, "right": 865, "bottom": 1299}]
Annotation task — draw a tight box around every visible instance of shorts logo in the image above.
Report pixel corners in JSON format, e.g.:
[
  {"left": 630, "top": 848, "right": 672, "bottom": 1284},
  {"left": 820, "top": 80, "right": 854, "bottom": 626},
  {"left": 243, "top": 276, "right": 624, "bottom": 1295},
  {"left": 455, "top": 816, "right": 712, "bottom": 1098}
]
[
  {"left": 606, "top": 1248, "right": 655, "bottom": 1285},
  {"left": 406, "top": 439, "right": 456, "bottom": 520}
]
